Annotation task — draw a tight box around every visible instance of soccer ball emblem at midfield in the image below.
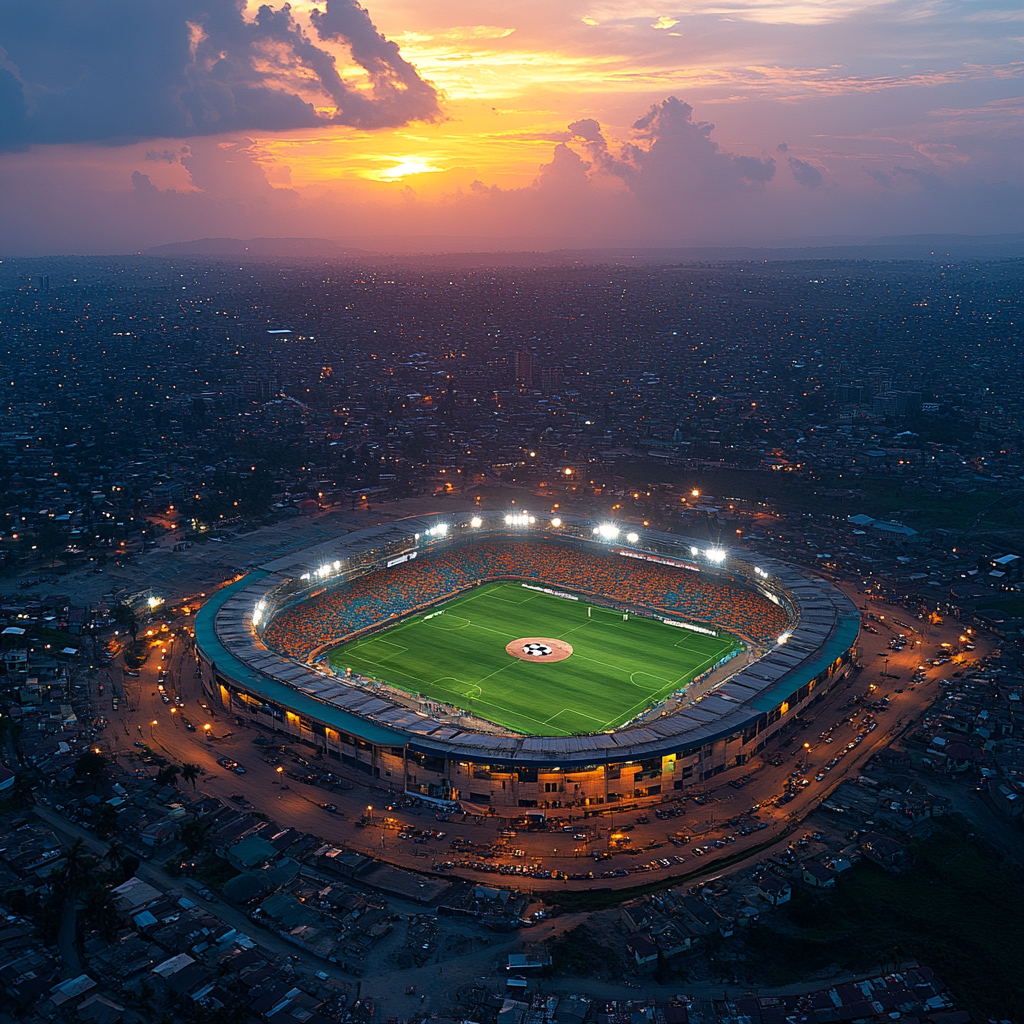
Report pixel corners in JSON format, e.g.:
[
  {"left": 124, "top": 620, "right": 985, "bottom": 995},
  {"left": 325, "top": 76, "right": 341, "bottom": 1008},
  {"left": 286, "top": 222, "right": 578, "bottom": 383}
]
[{"left": 522, "top": 642, "right": 553, "bottom": 657}]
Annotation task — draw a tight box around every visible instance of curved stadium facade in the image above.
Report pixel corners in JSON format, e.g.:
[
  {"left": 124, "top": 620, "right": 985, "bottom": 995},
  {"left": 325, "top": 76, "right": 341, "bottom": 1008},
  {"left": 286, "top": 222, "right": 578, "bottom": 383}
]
[{"left": 194, "top": 512, "right": 860, "bottom": 810}]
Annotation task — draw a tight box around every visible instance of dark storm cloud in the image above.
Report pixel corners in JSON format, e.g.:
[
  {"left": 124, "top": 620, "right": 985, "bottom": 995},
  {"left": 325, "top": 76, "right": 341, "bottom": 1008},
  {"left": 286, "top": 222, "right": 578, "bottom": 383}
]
[
  {"left": 0, "top": 0, "right": 439, "bottom": 151},
  {"left": 308, "top": 1, "right": 440, "bottom": 128},
  {"left": 788, "top": 156, "right": 824, "bottom": 187}
]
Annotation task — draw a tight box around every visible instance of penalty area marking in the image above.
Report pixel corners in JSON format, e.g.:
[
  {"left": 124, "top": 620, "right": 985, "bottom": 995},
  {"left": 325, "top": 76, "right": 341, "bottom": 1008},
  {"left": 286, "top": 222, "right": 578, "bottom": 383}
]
[
  {"left": 505, "top": 637, "right": 574, "bottom": 663},
  {"left": 426, "top": 614, "right": 471, "bottom": 630}
]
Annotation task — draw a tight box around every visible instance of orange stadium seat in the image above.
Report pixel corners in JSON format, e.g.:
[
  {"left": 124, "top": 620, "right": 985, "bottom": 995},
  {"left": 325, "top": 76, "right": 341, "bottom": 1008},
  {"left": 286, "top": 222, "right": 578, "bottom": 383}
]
[{"left": 262, "top": 541, "right": 789, "bottom": 660}]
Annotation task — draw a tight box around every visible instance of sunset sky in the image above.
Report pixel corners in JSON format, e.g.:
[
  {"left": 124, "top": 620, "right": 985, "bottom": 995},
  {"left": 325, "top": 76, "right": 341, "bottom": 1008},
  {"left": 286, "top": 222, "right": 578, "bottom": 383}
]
[{"left": 1, "top": 0, "right": 1020, "bottom": 253}]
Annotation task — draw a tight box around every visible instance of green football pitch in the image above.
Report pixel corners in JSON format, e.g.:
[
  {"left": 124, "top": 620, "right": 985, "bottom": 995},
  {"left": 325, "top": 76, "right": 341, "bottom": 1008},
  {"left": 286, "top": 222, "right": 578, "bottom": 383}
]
[{"left": 326, "top": 582, "right": 741, "bottom": 736}]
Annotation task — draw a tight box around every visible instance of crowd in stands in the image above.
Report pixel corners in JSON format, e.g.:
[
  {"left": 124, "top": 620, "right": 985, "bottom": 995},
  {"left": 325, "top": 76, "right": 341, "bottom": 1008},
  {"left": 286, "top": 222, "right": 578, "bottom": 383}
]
[{"left": 263, "top": 540, "right": 792, "bottom": 660}]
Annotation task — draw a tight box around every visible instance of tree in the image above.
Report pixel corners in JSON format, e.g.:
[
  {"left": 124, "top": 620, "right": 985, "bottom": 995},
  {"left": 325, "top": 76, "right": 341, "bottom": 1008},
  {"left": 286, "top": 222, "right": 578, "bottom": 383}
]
[
  {"left": 82, "top": 882, "right": 119, "bottom": 942},
  {"left": 93, "top": 802, "right": 118, "bottom": 841},
  {"left": 36, "top": 520, "right": 66, "bottom": 565},
  {"left": 180, "top": 763, "right": 201, "bottom": 790},
  {"left": 73, "top": 753, "right": 108, "bottom": 790},
  {"left": 103, "top": 839, "right": 126, "bottom": 874},
  {"left": 134, "top": 978, "right": 157, "bottom": 1023},
  {"left": 155, "top": 764, "right": 180, "bottom": 787},
  {"left": 11, "top": 770, "right": 36, "bottom": 809},
  {"left": 74, "top": 750, "right": 108, "bottom": 790},
  {"left": 113, "top": 602, "right": 139, "bottom": 643},
  {"left": 61, "top": 838, "right": 94, "bottom": 898},
  {"left": 177, "top": 818, "right": 211, "bottom": 857}
]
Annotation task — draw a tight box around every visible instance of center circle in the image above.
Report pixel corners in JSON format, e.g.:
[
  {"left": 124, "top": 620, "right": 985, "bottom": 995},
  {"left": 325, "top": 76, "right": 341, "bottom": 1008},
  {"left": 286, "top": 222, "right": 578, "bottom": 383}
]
[{"left": 505, "top": 637, "right": 573, "bottom": 663}]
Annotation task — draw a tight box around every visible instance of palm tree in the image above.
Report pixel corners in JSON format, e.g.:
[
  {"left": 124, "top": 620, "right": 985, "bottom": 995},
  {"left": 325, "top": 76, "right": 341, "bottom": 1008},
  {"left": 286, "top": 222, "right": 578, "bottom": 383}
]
[
  {"left": 83, "top": 883, "right": 119, "bottom": 942},
  {"left": 63, "top": 838, "right": 90, "bottom": 895},
  {"left": 180, "top": 763, "right": 201, "bottom": 790},
  {"left": 103, "top": 839, "right": 126, "bottom": 873},
  {"left": 155, "top": 764, "right": 180, "bottom": 787}
]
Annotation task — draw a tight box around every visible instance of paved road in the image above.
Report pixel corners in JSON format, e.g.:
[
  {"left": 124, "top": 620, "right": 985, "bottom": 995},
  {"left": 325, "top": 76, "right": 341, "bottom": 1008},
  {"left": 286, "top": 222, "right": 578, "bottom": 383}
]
[{"left": 93, "top": 587, "right": 988, "bottom": 894}]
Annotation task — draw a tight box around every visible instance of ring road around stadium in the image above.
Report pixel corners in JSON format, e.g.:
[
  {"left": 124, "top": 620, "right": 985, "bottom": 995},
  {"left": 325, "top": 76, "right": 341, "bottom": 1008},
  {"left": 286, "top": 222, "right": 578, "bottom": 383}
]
[{"left": 195, "top": 512, "right": 859, "bottom": 812}]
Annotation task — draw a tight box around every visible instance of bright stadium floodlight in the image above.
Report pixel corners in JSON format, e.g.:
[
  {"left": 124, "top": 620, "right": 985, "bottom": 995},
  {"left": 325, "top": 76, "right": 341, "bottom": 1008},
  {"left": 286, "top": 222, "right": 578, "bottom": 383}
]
[
  {"left": 592, "top": 526, "right": 599, "bottom": 534},
  {"left": 300, "top": 572, "right": 311, "bottom": 580},
  {"left": 777, "top": 631, "right": 792, "bottom": 645},
  {"left": 318, "top": 563, "right": 331, "bottom": 577},
  {"left": 598, "top": 523, "right": 619, "bottom": 540},
  {"left": 706, "top": 548, "right": 726, "bottom": 563},
  {"left": 504, "top": 514, "right": 513, "bottom": 525},
  {"left": 470, "top": 516, "right": 482, "bottom": 528},
  {"left": 551, "top": 517, "right": 562, "bottom": 527},
  {"left": 333, "top": 560, "right": 341, "bottom": 570},
  {"left": 528, "top": 516, "right": 536, "bottom": 524},
  {"left": 690, "top": 546, "right": 699, "bottom": 557},
  {"left": 626, "top": 532, "right": 639, "bottom": 543}
]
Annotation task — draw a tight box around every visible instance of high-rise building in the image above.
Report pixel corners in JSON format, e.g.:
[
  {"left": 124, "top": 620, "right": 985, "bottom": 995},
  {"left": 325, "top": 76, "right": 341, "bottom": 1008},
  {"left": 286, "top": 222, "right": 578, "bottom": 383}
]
[
  {"left": 514, "top": 349, "right": 533, "bottom": 386},
  {"left": 243, "top": 376, "right": 279, "bottom": 402},
  {"left": 541, "top": 366, "right": 563, "bottom": 392}
]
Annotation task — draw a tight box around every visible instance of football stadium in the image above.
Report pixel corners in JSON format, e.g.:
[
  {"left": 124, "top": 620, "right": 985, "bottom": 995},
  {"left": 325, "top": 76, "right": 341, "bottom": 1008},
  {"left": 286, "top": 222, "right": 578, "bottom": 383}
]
[{"left": 195, "top": 512, "right": 860, "bottom": 811}]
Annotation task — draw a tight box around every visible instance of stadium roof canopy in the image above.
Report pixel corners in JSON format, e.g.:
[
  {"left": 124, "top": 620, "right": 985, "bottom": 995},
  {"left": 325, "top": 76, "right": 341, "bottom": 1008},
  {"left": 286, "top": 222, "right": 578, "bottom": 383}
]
[{"left": 196, "top": 512, "right": 860, "bottom": 767}]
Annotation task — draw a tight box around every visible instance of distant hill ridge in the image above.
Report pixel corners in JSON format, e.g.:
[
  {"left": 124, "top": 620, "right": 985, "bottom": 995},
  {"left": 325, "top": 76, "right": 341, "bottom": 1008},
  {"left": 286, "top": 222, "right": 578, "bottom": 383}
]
[
  {"left": 143, "top": 232, "right": 1024, "bottom": 264},
  {"left": 144, "top": 237, "right": 376, "bottom": 257}
]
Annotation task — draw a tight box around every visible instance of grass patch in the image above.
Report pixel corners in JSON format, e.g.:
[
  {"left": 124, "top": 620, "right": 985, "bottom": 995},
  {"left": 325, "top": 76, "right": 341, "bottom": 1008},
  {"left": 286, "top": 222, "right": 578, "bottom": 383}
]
[
  {"left": 979, "top": 595, "right": 1024, "bottom": 617},
  {"left": 618, "top": 463, "right": 1021, "bottom": 533},
  {"left": 745, "top": 816, "right": 1022, "bottom": 1021},
  {"left": 545, "top": 924, "right": 623, "bottom": 977},
  {"left": 328, "top": 582, "right": 738, "bottom": 736}
]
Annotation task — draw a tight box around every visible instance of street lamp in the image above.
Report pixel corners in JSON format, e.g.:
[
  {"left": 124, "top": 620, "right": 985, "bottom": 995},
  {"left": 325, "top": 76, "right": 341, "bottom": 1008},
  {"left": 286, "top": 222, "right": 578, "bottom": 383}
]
[
  {"left": 203, "top": 724, "right": 212, "bottom": 739},
  {"left": 150, "top": 719, "right": 157, "bottom": 738},
  {"left": 366, "top": 805, "right": 373, "bottom": 824}
]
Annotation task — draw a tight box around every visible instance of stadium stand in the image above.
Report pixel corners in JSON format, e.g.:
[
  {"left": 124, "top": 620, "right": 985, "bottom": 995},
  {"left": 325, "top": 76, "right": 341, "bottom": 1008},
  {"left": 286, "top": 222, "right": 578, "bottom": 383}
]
[{"left": 262, "top": 540, "right": 789, "bottom": 660}]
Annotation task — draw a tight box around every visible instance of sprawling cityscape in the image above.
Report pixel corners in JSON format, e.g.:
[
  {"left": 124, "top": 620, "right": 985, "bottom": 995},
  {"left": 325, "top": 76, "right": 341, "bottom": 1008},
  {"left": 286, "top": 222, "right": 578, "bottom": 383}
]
[
  {"left": 1, "top": 2, "right": 1021, "bottom": 1024},
  {"left": 0, "top": 249, "right": 1019, "bottom": 1024}
]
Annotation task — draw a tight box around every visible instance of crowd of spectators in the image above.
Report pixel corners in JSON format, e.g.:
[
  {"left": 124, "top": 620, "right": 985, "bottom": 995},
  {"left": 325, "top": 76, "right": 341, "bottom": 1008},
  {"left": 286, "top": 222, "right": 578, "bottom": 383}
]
[{"left": 263, "top": 540, "right": 790, "bottom": 659}]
